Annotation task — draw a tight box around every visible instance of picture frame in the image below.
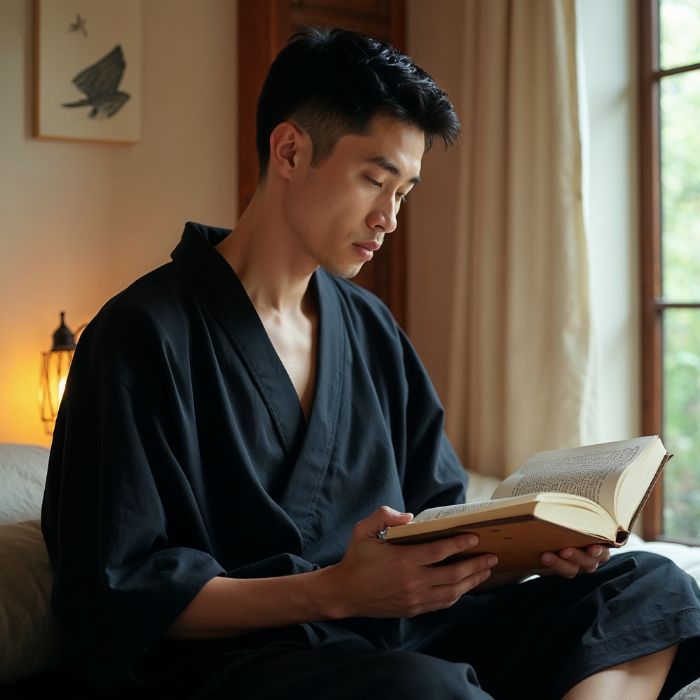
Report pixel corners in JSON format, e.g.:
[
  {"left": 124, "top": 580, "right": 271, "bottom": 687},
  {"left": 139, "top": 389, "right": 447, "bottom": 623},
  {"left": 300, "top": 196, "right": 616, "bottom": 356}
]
[{"left": 33, "top": 0, "right": 142, "bottom": 144}]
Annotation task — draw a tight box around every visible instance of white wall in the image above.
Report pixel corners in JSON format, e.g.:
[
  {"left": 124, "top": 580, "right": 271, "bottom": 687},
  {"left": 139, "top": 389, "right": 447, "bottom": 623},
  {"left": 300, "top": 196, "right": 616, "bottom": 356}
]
[
  {"left": 0, "top": 0, "right": 238, "bottom": 446},
  {"left": 0, "top": 0, "right": 114, "bottom": 446},
  {"left": 109, "top": 0, "right": 238, "bottom": 294}
]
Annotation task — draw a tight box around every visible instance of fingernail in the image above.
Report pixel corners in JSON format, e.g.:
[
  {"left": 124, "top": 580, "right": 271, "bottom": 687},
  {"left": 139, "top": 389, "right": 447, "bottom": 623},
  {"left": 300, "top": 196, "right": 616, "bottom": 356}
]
[
  {"left": 463, "top": 534, "right": 478, "bottom": 547},
  {"left": 542, "top": 553, "right": 554, "bottom": 564},
  {"left": 487, "top": 555, "right": 498, "bottom": 567},
  {"left": 591, "top": 545, "right": 602, "bottom": 557},
  {"left": 561, "top": 549, "right": 572, "bottom": 559}
]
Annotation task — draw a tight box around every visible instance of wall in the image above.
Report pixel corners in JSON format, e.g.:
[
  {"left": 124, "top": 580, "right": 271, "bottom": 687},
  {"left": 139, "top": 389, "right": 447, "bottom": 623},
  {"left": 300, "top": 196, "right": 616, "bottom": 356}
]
[
  {"left": 109, "top": 0, "right": 238, "bottom": 295},
  {"left": 0, "top": 0, "right": 237, "bottom": 446},
  {"left": 406, "top": 0, "right": 641, "bottom": 442},
  {"left": 0, "top": 0, "right": 640, "bottom": 447},
  {"left": 405, "top": 0, "right": 464, "bottom": 404},
  {"left": 0, "top": 0, "right": 113, "bottom": 446}
]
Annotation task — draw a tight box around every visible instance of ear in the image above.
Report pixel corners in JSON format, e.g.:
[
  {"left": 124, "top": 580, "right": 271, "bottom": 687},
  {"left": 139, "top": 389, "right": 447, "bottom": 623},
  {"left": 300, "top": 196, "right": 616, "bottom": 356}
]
[{"left": 268, "top": 122, "right": 309, "bottom": 180}]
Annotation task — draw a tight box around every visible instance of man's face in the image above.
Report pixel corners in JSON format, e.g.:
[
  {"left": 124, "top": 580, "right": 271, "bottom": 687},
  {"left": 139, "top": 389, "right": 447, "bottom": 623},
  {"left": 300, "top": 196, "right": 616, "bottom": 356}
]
[{"left": 284, "top": 115, "right": 424, "bottom": 278}]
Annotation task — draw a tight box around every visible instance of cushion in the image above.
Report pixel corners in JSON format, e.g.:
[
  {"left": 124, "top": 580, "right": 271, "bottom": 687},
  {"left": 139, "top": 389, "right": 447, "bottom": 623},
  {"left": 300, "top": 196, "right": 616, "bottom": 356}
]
[
  {"left": 619, "top": 533, "right": 700, "bottom": 586},
  {"left": 0, "top": 444, "right": 50, "bottom": 524},
  {"left": 0, "top": 519, "right": 61, "bottom": 683},
  {"left": 671, "top": 678, "right": 700, "bottom": 700}
]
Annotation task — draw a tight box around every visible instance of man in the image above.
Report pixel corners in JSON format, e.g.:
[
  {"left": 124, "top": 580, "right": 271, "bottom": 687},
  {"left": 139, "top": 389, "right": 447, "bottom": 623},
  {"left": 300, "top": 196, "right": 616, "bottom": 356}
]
[{"left": 42, "top": 27, "right": 700, "bottom": 699}]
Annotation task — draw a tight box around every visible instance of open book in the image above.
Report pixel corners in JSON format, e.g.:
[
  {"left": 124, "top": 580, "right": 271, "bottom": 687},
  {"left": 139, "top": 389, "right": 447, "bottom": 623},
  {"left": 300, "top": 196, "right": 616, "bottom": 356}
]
[{"left": 382, "top": 436, "right": 670, "bottom": 575}]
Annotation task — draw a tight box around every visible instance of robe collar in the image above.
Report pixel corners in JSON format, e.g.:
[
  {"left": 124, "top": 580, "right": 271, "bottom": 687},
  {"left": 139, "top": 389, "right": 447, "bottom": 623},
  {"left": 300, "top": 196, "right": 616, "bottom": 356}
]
[{"left": 171, "top": 221, "right": 347, "bottom": 538}]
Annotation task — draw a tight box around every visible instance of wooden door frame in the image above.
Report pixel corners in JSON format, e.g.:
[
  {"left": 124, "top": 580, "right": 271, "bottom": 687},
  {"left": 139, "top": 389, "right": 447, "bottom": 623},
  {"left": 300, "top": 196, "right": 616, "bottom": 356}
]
[{"left": 237, "top": 0, "right": 407, "bottom": 327}]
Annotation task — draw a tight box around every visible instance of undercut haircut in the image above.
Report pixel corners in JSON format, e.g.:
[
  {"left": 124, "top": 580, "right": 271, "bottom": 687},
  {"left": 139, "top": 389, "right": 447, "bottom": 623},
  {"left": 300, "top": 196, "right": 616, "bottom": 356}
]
[{"left": 255, "top": 26, "right": 461, "bottom": 178}]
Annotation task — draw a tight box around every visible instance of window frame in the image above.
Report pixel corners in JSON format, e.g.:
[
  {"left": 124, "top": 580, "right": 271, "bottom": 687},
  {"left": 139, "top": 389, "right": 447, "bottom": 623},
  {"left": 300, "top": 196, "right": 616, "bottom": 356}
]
[{"left": 639, "top": 0, "right": 700, "bottom": 543}]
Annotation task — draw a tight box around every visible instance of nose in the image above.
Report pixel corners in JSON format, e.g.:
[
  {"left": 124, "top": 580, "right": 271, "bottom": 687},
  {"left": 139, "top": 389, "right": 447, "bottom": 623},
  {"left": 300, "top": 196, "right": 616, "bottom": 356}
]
[{"left": 366, "top": 196, "right": 398, "bottom": 234}]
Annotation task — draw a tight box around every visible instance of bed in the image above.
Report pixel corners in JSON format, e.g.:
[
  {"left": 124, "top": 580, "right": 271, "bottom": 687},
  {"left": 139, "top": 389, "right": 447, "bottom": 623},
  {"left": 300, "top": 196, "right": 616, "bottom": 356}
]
[{"left": 1, "top": 442, "right": 698, "bottom": 696}]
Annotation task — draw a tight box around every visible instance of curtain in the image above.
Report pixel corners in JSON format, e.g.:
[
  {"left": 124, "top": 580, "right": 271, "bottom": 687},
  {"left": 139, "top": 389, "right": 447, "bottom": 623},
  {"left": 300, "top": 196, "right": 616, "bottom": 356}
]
[{"left": 445, "top": 0, "right": 594, "bottom": 478}]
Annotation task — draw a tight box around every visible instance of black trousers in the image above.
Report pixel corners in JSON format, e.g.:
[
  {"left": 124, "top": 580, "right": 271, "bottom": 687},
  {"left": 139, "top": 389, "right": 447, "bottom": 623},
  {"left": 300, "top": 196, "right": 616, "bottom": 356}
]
[{"left": 186, "top": 552, "right": 700, "bottom": 700}]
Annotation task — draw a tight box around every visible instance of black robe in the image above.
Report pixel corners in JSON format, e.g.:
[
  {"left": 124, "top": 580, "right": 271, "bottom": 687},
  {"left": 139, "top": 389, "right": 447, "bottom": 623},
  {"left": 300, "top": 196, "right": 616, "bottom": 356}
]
[{"left": 41, "top": 221, "right": 468, "bottom": 690}]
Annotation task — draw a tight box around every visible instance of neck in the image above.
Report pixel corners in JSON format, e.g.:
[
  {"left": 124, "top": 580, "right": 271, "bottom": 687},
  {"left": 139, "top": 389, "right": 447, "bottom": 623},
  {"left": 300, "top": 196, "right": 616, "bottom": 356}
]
[{"left": 216, "top": 185, "right": 316, "bottom": 315}]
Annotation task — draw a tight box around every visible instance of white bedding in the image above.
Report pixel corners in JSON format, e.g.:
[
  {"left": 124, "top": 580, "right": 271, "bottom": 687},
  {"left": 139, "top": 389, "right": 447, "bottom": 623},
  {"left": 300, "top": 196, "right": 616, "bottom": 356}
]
[{"left": 0, "top": 443, "right": 51, "bottom": 525}]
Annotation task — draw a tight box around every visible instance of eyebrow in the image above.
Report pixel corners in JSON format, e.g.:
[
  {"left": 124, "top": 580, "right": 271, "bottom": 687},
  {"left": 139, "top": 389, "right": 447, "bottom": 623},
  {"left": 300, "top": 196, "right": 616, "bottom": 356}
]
[{"left": 364, "top": 156, "right": 422, "bottom": 185}]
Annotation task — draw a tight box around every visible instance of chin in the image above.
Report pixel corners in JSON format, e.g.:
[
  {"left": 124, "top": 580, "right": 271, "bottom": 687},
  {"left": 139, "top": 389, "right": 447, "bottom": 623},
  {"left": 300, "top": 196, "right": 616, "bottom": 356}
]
[{"left": 321, "top": 261, "right": 365, "bottom": 279}]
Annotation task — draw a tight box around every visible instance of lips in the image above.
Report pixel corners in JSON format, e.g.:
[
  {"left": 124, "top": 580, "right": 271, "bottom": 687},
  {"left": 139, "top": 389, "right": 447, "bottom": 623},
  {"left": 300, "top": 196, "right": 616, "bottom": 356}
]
[
  {"left": 354, "top": 240, "right": 382, "bottom": 252},
  {"left": 353, "top": 240, "right": 381, "bottom": 262}
]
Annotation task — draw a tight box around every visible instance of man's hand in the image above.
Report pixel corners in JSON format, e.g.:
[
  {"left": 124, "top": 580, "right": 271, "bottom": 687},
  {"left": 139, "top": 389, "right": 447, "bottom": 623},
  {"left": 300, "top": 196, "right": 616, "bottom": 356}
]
[
  {"left": 539, "top": 544, "right": 611, "bottom": 578},
  {"left": 323, "top": 506, "right": 498, "bottom": 620}
]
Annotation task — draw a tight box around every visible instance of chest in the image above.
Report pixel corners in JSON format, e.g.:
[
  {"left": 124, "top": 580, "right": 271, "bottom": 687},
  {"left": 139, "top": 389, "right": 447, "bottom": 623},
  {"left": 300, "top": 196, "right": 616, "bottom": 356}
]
[{"left": 259, "top": 310, "right": 318, "bottom": 419}]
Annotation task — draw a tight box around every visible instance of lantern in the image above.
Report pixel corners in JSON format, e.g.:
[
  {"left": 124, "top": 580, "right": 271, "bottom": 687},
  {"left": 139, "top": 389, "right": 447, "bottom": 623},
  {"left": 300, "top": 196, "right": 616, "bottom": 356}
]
[{"left": 40, "top": 311, "right": 78, "bottom": 434}]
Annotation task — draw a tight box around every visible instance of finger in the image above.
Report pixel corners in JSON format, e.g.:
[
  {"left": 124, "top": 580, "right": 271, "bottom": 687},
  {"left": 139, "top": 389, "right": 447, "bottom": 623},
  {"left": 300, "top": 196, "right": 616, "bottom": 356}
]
[
  {"left": 411, "top": 567, "right": 496, "bottom": 615},
  {"left": 586, "top": 544, "right": 611, "bottom": 563},
  {"left": 558, "top": 547, "right": 600, "bottom": 571},
  {"left": 360, "top": 506, "right": 413, "bottom": 538},
  {"left": 562, "top": 547, "right": 600, "bottom": 564},
  {"left": 427, "top": 553, "right": 499, "bottom": 587},
  {"left": 411, "top": 533, "right": 481, "bottom": 565},
  {"left": 432, "top": 567, "right": 495, "bottom": 604},
  {"left": 540, "top": 552, "right": 581, "bottom": 578}
]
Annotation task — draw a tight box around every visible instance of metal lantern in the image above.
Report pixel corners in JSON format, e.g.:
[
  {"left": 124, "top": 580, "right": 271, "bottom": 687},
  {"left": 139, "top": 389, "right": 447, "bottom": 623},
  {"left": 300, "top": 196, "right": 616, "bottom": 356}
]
[{"left": 40, "top": 311, "right": 77, "bottom": 434}]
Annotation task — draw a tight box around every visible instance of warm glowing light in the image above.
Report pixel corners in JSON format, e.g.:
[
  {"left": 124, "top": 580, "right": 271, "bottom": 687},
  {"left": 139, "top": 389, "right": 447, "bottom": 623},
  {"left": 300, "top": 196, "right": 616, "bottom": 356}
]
[
  {"left": 58, "top": 375, "right": 68, "bottom": 402},
  {"left": 40, "top": 349, "right": 74, "bottom": 434},
  {"left": 40, "top": 312, "right": 79, "bottom": 435}
]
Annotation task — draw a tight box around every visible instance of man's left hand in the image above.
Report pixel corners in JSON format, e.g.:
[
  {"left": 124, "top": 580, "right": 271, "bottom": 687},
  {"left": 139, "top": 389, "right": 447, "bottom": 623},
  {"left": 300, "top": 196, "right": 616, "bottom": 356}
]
[{"left": 540, "top": 544, "right": 611, "bottom": 578}]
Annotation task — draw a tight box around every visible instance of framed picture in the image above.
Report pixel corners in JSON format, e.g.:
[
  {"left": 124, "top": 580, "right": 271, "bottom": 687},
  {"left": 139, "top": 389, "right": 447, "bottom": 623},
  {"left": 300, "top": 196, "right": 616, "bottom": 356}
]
[{"left": 33, "top": 0, "right": 142, "bottom": 144}]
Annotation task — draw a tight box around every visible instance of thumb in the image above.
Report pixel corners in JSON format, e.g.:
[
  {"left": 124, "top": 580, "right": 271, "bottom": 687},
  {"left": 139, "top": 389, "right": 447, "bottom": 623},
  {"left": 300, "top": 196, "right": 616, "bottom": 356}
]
[{"left": 361, "top": 506, "right": 413, "bottom": 537}]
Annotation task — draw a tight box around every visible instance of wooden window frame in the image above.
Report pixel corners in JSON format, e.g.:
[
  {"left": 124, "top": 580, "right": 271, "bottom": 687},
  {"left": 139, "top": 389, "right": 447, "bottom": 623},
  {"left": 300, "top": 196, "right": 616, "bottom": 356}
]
[
  {"left": 639, "top": 0, "right": 662, "bottom": 540},
  {"left": 639, "top": 0, "right": 700, "bottom": 542}
]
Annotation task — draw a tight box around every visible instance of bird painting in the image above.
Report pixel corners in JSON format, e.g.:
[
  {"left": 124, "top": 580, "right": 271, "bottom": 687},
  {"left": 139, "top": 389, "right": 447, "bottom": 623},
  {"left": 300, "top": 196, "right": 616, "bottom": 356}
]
[
  {"left": 67, "top": 13, "right": 88, "bottom": 38},
  {"left": 62, "top": 45, "right": 130, "bottom": 119}
]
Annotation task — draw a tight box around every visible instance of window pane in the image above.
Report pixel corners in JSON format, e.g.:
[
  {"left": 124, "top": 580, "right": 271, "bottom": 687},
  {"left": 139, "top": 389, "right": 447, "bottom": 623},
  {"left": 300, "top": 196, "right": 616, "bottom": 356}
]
[
  {"left": 662, "top": 308, "right": 700, "bottom": 539},
  {"left": 660, "top": 0, "right": 700, "bottom": 69},
  {"left": 660, "top": 69, "right": 700, "bottom": 300}
]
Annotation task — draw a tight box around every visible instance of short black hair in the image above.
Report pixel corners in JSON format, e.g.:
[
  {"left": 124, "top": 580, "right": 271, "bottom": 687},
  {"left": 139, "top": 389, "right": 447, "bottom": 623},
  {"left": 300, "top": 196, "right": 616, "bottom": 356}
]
[{"left": 255, "top": 26, "right": 460, "bottom": 177}]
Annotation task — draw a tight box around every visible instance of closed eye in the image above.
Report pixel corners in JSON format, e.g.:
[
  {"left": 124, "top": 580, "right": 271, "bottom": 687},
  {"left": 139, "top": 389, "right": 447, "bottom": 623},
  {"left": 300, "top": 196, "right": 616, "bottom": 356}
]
[{"left": 366, "top": 175, "right": 408, "bottom": 203}]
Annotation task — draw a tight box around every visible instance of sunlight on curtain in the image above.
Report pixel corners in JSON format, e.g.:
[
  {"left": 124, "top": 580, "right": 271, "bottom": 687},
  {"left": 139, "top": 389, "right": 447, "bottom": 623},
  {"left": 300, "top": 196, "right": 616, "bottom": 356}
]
[{"left": 446, "top": 0, "right": 594, "bottom": 478}]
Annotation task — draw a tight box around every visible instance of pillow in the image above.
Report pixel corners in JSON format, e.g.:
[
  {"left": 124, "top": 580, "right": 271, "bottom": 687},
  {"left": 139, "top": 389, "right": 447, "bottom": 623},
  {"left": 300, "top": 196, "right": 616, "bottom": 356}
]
[
  {"left": 0, "top": 519, "right": 61, "bottom": 683},
  {"left": 671, "top": 678, "right": 700, "bottom": 700},
  {"left": 619, "top": 533, "right": 700, "bottom": 586},
  {"left": 0, "top": 444, "right": 50, "bottom": 524}
]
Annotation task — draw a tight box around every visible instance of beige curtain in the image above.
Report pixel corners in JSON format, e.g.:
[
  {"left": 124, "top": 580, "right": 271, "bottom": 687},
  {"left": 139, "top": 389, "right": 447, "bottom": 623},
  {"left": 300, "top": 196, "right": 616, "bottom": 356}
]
[{"left": 445, "top": 0, "right": 594, "bottom": 479}]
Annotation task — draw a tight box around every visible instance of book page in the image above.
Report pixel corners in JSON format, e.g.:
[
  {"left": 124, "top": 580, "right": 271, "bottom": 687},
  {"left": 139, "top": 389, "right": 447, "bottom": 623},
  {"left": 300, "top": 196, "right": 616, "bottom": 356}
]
[
  {"left": 492, "top": 439, "right": 652, "bottom": 518},
  {"left": 411, "top": 499, "right": 502, "bottom": 523}
]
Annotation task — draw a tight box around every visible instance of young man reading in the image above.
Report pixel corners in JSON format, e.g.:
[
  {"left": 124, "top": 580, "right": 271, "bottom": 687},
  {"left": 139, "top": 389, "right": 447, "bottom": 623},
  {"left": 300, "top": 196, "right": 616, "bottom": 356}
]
[{"left": 42, "top": 27, "right": 700, "bottom": 699}]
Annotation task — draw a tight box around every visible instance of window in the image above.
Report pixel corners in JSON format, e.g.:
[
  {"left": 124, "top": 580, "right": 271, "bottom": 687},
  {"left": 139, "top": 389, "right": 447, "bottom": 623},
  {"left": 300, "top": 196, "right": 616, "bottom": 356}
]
[{"left": 639, "top": 0, "right": 700, "bottom": 542}]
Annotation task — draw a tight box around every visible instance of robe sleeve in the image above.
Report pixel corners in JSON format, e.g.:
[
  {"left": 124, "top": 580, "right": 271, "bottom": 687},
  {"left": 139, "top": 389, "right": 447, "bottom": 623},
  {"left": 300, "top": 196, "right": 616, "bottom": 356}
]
[{"left": 41, "top": 308, "right": 226, "bottom": 688}]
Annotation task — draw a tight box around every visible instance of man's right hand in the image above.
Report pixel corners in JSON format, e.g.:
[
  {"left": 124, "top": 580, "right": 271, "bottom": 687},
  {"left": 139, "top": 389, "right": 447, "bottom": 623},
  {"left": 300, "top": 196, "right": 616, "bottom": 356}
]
[
  {"left": 168, "top": 506, "right": 497, "bottom": 640},
  {"left": 321, "top": 506, "right": 498, "bottom": 620}
]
